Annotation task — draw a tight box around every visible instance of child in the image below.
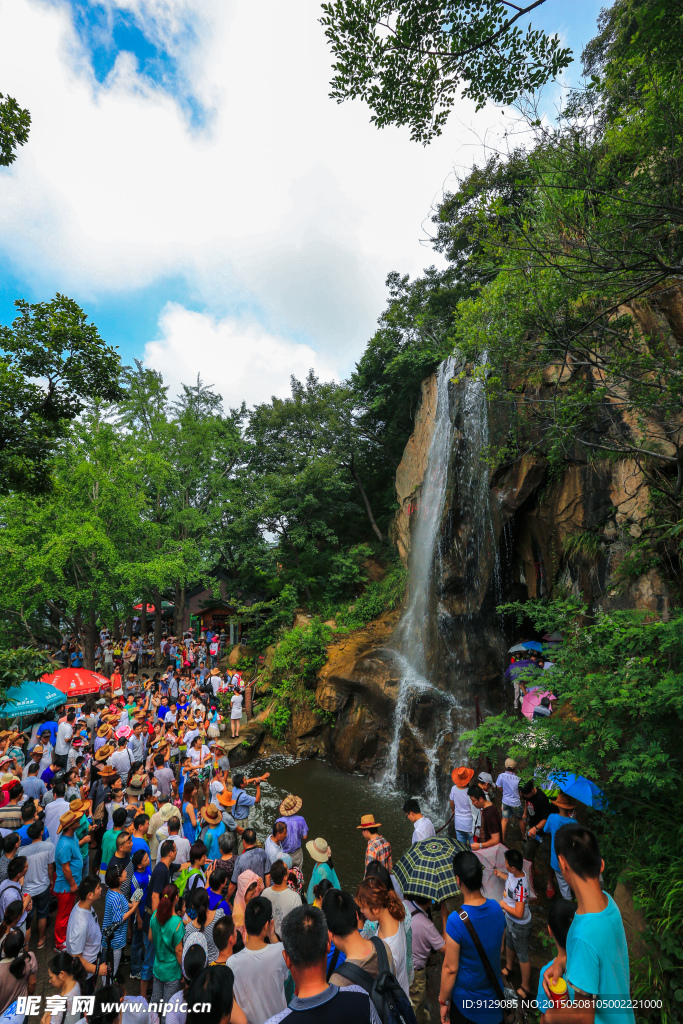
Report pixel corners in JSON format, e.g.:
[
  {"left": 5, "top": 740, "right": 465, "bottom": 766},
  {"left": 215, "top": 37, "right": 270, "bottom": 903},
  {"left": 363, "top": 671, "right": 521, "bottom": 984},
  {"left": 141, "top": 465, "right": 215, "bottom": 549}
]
[
  {"left": 404, "top": 895, "right": 445, "bottom": 1024},
  {"left": 495, "top": 848, "right": 532, "bottom": 998},
  {"left": 537, "top": 899, "right": 576, "bottom": 1019},
  {"left": 541, "top": 793, "right": 580, "bottom": 900}
]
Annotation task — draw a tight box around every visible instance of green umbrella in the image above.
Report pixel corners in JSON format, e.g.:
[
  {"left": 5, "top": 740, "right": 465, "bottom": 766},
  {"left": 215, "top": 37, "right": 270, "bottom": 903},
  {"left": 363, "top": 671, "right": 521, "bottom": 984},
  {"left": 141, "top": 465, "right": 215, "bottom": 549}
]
[{"left": 394, "top": 836, "right": 469, "bottom": 902}]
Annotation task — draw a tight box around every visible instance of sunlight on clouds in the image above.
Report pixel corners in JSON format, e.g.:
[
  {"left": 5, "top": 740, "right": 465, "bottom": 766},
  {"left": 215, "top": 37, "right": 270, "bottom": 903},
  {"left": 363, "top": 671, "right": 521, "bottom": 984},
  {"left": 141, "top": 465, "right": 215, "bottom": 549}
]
[{"left": 144, "top": 303, "right": 340, "bottom": 408}]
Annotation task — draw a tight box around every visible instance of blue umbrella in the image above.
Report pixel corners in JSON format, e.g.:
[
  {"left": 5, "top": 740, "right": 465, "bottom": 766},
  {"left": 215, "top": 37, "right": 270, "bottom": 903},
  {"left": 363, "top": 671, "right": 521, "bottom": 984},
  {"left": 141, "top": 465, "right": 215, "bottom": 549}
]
[
  {"left": 549, "top": 772, "right": 606, "bottom": 810},
  {"left": 504, "top": 659, "right": 540, "bottom": 682},
  {"left": 508, "top": 644, "right": 528, "bottom": 653},
  {"left": 1, "top": 681, "right": 65, "bottom": 718},
  {"left": 522, "top": 641, "right": 544, "bottom": 652}
]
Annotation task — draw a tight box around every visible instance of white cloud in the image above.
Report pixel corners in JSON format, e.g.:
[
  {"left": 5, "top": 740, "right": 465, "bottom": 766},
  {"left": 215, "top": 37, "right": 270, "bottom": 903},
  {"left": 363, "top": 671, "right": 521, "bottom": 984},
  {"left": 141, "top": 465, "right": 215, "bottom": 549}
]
[
  {"left": 145, "top": 303, "right": 340, "bottom": 408},
  {"left": 0, "top": 0, "right": 504, "bottom": 382}
]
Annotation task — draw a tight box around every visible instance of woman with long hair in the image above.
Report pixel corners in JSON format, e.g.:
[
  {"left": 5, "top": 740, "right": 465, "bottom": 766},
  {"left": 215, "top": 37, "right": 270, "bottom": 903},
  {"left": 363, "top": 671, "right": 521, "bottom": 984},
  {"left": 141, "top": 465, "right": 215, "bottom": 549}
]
[
  {"left": 149, "top": 884, "right": 185, "bottom": 1015},
  {"left": 41, "top": 952, "right": 85, "bottom": 1024},
  {"left": 165, "top": 943, "right": 207, "bottom": 1024},
  {"left": 188, "top": 736, "right": 212, "bottom": 800},
  {"left": 0, "top": 929, "right": 38, "bottom": 1015},
  {"left": 356, "top": 876, "right": 411, "bottom": 996},
  {"left": 182, "top": 780, "right": 199, "bottom": 843},
  {"left": 232, "top": 870, "right": 263, "bottom": 943},
  {"left": 182, "top": 889, "right": 226, "bottom": 963}
]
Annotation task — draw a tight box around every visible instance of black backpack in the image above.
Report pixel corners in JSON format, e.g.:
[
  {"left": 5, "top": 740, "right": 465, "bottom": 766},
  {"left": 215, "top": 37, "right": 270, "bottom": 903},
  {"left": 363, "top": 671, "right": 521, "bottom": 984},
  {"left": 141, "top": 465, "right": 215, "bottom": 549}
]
[{"left": 336, "top": 936, "right": 417, "bottom": 1024}]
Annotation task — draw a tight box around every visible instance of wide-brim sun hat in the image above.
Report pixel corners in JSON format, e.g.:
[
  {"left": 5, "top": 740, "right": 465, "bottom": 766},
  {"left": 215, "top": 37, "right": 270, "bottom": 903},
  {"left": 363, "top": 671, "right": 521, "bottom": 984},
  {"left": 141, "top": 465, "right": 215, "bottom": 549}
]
[
  {"left": 70, "top": 798, "right": 91, "bottom": 814},
  {"left": 97, "top": 765, "right": 118, "bottom": 779},
  {"left": 357, "top": 814, "right": 381, "bottom": 829},
  {"left": 58, "top": 811, "right": 81, "bottom": 833},
  {"left": 451, "top": 766, "right": 475, "bottom": 788},
  {"left": 306, "top": 837, "right": 332, "bottom": 862},
  {"left": 94, "top": 745, "right": 114, "bottom": 762},
  {"left": 96, "top": 725, "right": 111, "bottom": 738},
  {"left": 217, "top": 789, "right": 237, "bottom": 808},
  {"left": 554, "top": 793, "right": 578, "bottom": 810},
  {"left": 200, "top": 804, "right": 222, "bottom": 825},
  {"left": 160, "top": 802, "right": 180, "bottom": 821},
  {"left": 279, "top": 794, "right": 303, "bottom": 816}
]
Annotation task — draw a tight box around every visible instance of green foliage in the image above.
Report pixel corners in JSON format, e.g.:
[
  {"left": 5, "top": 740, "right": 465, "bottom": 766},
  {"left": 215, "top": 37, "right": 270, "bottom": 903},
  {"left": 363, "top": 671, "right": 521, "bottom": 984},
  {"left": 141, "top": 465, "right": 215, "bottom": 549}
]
[
  {"left": 320, "top": 0, "right": 571, "bottom": 142},
  {"left": 0, "top": 296, "right": 122, "bottom": 495},
  {"left": 465, "top": 602, "right": 683, "bottom": 1018},
  {"left": 563, "top": 531, "right": 605, "bottom": 566},
  {"left": 0, "top": 92, "right": 30, "bottom": 166},
  {"left": 496, "top": 597, "right": 586, "bottom": 634},
  {"left": 270, "top": 620, "right": 333, "bottom": 687},
  {"left": 0, "top": 648, "right": 52, "bottom": 705},
  {"left": 332, "top": 557, "right": 408, "bottom": 629}
]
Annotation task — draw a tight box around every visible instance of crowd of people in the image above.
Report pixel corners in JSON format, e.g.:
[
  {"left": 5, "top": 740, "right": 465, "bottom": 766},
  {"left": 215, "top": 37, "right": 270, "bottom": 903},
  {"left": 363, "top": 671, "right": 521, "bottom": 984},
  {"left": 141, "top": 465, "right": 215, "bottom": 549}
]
[{"left": 0, "top": 627, "right": 635, "bottom": 1024}]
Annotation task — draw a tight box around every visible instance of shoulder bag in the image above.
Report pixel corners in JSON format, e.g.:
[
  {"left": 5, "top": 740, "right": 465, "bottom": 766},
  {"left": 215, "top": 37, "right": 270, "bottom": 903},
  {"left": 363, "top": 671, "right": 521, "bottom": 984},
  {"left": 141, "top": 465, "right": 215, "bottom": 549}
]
[{"left": 458, "top": 909, "right": 519, "bottom": 1024}]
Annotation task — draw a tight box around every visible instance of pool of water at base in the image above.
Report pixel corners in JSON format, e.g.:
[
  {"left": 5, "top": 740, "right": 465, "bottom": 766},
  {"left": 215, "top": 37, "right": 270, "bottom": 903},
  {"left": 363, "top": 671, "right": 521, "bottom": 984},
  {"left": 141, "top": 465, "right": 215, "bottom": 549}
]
[{"left": 239, "top": 755, "right": 446, "bottom": 893}]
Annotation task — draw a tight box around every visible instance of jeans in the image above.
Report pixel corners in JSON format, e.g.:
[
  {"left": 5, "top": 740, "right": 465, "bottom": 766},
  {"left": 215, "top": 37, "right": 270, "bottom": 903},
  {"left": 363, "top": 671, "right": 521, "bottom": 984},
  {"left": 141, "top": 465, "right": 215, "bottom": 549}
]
[
  {"left": 151, "top": 977, "right": 182, "bottom": 1022},
  {"left": 455, "top": 830, "right": 472, "bottom": 846},
  {"left": 131, "top": 925, "right": 153, "bottom": 978}
]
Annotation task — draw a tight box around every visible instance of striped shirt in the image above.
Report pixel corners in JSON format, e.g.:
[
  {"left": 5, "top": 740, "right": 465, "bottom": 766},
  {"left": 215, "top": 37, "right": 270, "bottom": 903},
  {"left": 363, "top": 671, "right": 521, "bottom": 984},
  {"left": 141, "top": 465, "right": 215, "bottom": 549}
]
[{"left": 365, "top": 835, "right": 393, "bottom": 871}]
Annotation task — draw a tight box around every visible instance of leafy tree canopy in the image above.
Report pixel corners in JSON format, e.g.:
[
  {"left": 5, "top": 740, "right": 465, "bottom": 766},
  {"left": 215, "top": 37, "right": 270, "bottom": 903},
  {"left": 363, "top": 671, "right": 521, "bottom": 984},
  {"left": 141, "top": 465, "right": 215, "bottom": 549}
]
[{"left": 0, "top": 92, "right": 30, "bottom": 166}]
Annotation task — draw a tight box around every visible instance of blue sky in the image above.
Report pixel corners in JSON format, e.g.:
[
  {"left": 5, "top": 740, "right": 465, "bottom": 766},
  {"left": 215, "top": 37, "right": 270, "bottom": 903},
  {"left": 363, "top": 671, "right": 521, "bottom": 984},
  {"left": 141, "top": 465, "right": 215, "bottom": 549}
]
[{"left": 0, "top": 0, "right": 605, "bottom": 403}]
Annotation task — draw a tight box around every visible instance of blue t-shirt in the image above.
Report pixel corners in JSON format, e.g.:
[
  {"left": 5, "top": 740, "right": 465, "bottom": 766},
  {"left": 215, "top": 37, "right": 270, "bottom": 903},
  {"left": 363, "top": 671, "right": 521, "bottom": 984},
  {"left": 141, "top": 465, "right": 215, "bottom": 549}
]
[
  {"left": 131, "top": 837, "right": 151, "bottom": 858},
  {"left": 543, "top": 814, "right": 581, "bottom": 872},
  {"left": 133, "top": 868, "right": 151, "bottom": 914},
  {"left": 55, "top": 834, "right": 83, "bottom": 893},
  {"left": 536, "top": 958, "right": 575, "bottom": 1013},
  {"left": 203, "top": 822, "right": 225, "bottom": 860},
  {"left": 445, "top": 901, "right": 506, "bottom": 1024},
  {"left": 232, "top": 787, "right": 256, "bottom": 821},
  {"left": 207, "top": 889, "right": 232, "bottom": 916},
  {"left": 103, "top": 888, "right": 129, "bottom": 949},
  {"left": 17, "top": 824, "right": 48, "bottom": 847},
  {"left": 38, "top": 721, "right": 58, "bottom": 746},
  {"left": 566, "top": 895, "right": 634, "bottom": 1024},
  {"left": 21, "top": 777, "right": 46, "bottom": 802}
]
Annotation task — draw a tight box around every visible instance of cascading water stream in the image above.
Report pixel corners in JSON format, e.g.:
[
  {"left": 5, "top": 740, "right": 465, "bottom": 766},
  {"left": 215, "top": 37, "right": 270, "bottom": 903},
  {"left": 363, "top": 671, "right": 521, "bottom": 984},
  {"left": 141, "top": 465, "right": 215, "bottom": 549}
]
[{"left": 385, "top": 353, "right": 501, "bottom": 814}]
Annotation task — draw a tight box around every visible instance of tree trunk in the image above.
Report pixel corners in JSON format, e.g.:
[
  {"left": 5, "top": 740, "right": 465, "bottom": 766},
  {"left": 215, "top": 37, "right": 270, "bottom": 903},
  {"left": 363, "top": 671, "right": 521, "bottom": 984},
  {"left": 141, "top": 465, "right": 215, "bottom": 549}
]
[
  {"left": 173, "top": 581, "right": 186, "bottom": 639},
  {"left": 112, "top": 609, "right": 121, "bottom": 641},
  {"left": 140, "top": 600, "right": 148, "bottom": 639},
  {"left": 152, "top": 588, "right": 163, "bottom": 666},
  {"left": 83, "top": 609, "right": 98, "bottom": 671},
  {"left": 348, "top": 461, "right": 384, "bottom": 543},
  {"left": 125, "top": 614, "right": 134, "bottom": 639}
]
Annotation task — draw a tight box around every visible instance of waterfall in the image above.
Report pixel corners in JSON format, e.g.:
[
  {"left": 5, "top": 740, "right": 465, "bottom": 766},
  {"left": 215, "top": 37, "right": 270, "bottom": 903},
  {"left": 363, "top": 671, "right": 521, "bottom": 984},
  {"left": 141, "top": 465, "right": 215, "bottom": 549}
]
[{"left": 385, "top": 353, "right": 501, "bottom": 813}]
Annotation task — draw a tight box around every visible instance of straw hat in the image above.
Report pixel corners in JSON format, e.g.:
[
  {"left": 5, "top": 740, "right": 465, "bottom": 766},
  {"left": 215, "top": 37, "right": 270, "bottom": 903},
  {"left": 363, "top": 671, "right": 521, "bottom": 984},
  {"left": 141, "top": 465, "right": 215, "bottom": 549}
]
[
  {"left": 97, "top": 725, "right": 111, "bottom": 738},
  {"left": 58, "top": 811, "right": 81, "bottom": 833},
  {"left": 553, "top": 793, "right": 578, "bottom": 810},
  {"left": 217, "top": 789, "right": 237, "bottom": 809},
  {"left": 357, "top": 814, "right": 381, "bottom": 830},
  {"left": 451, "top": 766, "right": 475, "bottom": 789},
  {"left": 160, "top": 803, "right": 181, "bottom": 822},
  {"left": 153, "top": 742, "right": 170, "bottom": 756},
  {"left": 97, "top": 765, "right": 118, "bottom": 780},
  {"left": 279, "top": 794, "right": 303, "bottom": 817},
  {"left": 0, "top": 773, "right": 16, "bottom": 786},
  {"left": 94, "top": 745, "right": 114, "bottom": 762},
  {"left": 127, "top": 774, "right": 144, "bottom": 795},
  {"left": 69, "top": 798, "right": 91, "bottom": 815},
  {"left": 31, "top": 745, "right": 44, "bottom": 756},
  {"left": 306, "top": 837, "right": 332, "bottom": 863},
  {"left": 200, "top": 804, "right": 222, "bottom": 825},
  {"left": 0, "top": 732, "right": 10, "bottom": 741},
  {"left": 504, "top": 757, "right": 517, "bottom": 769}
]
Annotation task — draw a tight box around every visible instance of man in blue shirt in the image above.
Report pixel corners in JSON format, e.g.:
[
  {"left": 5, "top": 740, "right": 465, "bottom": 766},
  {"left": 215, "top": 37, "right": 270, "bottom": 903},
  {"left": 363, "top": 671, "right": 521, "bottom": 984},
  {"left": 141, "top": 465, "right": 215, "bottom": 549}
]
[
  {"left": 37, "top": 715, "right": 58, "bottom": 748},
  {"left": 54, "top": 810, "right": 85, "bottom": 951},
  {"left": 542, "top": 826, "right": 634, "bottom": 1024},
  {"left": 542, "top": 793, "right": 581, "bottom": 900}
]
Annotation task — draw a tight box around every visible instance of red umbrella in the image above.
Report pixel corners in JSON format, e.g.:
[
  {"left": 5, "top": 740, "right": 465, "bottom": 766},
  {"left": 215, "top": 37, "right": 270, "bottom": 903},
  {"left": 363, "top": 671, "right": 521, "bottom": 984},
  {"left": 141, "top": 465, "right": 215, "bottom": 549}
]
[
  {"left": 133, "top": 603, "right": 156, "bottom": 613},
  {"left": 42, "top": 668, "right": 110, "bottom": 697}
]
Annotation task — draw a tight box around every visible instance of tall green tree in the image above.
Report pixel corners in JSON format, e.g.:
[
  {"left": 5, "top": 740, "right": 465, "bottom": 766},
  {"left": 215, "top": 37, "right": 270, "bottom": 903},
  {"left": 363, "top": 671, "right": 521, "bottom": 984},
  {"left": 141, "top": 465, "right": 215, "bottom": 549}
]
[{"left": 0, "top": 92, "right": 30, "bottom": 166}]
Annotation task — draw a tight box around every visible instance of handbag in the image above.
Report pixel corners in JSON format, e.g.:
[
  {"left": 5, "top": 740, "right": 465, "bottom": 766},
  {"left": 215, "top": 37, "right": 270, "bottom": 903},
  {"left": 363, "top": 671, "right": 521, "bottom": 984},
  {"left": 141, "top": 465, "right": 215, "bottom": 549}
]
[{"left": 459, "top": 910, "right": 519, "bottom": 1024}]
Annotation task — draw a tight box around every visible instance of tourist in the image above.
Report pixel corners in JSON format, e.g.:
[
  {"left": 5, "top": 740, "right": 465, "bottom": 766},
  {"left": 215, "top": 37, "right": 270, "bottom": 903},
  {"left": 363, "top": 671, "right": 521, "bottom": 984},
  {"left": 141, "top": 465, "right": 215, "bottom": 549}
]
[
  {"left": 324, "top": 887, "right": 395, "bottom": 985},
  {"left": 265, "top": 820, "right": 292, "bottom": 870},
  {"left": 230, "top": 689, "right": 243, "bottom": 737},
  {"left": 229, "top": 897, "right": 289, "bottom": 1024},
  {"left": 403, "top": 798, "right": 436, "bottom": 843},
  {"left": 0, "top": 784, "right": 23, "bottom": 833},
  {"left": 21, "top": 764, "right": 46, "bottom": 804},
  {"left": 0, "top": 857, "right": 30, "bottom": 940},
  {"left": 205, "top": 868, "right": 231, "bottom": 917},
  {"left": 536, "top": 900, "right": 576, "bottom": 1015},
  {"left": 23, "top": 820, "right": 55, "bottom": 950},
  {"left": 102, "top": 864, "right": 138, "bottom": 977},
  {"left": 66, "top": 876, "right": 107, "bottom": 994},
  {"left": 438, "top": 850, "right": 506, "bottom": 1024},
  {"left": 54, "top": 811, "right": 84, "bottom": 952},
  {"left": 185, "top": 963, "right": 237, "bottom": 1024},
  {"left": 156, "top": 816, "right": 191, "bottom": 871},
  {"left": 109, "top": 832, "right": 134, "bottom": 899},
  {"left": 229, "top": 828, "right": 270, "bottom": 893},
  {"left": 542, "top": 794, "right": 580, "bottom": 901},
  {"left": 55, "top": 712, "right": 76, "bottom": 770},
  {"left": 130, "top": 848, "right": 153, "bottom": 985},
  {"left": 262, "top": 859, "right": 302, "bottom": 939},
  {"left": 233, "top": 772, "right": 269, "bottom": 833},
  {"left": 149, "top": 883, "right": 185, "bottom": 1010},
  {"left": 468, "top": 786, "right": 502, "bottom": 851},
  {"left": 520, "top": 779, "right": 553, "bottom": 886},
  {"left": 494, "top": 847, "right": 532, "bottom": 999},
  {"left": 358, "top": 814, "right": 393, "bottom": 871},
  {"left": 269, "top": 904, "right": 378, "bottom": 1024},
  {"left": 403, "top": 895, "right": 445, "bottom": 1024},
  {"left": 100, "top": 807, "right": 128, "bottom": 882},
  {"left": 43, "top": 951, "right": 85, "bottom": 1024},
  {"left": 449, "top": 767, "right": 475, "bottom": 846},
  {"left": 0, "top": 930, "right": 37, "bottom": 1014},
  {"left": 356, "top": 876, "right": 410, "bottom": 995},
  {"left": 182, "top": 780, "right": 200, "bottom": 844},
  {"left": 305, "top": 837, "right": 340, "bottom": 904},
  {"left": 210, "top": 914, "right": 238, "bottom": 966},
  {"left": 232, "top": 870, "right": 264, "bottom": 943},
  {"left": 496, "top": 758, "right": 523, "bottom": 842},
  {"left": 131, "top": 813, "right": 151, "bottom": 858},
  {"left": 0, "top": 836, "right": 20, "bottom": 885},
  {"left": 275, "top": 794, "right": 307, "bottom": 869},
  {"left": 199, "top": 804, "right": 225, "bottom": 860},
  {"left": 542, "top": 827, "right": 634, "bottom": 1024},
  {"left": 182, "top": 887, "right": 226, "bottom": 963}
]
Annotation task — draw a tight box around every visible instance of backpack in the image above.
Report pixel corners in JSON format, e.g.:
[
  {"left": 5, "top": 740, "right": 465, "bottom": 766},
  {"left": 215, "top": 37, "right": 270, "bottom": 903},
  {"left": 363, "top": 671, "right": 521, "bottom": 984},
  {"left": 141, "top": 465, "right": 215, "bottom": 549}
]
[
  {"left": 336, "top": 936, "right": 417, "bottom": 1024},
  {"left": 175, "top": 867, "right": 204, "bottom": 897}
]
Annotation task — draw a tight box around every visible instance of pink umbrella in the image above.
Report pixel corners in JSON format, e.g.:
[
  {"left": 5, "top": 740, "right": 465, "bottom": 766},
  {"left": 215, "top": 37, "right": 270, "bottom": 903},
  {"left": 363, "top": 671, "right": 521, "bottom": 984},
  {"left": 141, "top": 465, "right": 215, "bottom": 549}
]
[{"left": 521, "top": 687, "right": 557, "bottom": 720}]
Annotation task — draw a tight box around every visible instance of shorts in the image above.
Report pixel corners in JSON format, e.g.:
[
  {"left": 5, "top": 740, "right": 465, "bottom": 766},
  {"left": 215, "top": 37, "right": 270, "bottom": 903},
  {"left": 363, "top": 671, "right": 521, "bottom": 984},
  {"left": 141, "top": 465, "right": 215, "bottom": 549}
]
[
  {"left": 505, "top": 915, "right": 532, "bottom": 962},
  {"left": 501, "top": 803, "right": 523, "bottom": 819},
  {"left": 30, "top": 886, "right": 52, "bottom": 921}
]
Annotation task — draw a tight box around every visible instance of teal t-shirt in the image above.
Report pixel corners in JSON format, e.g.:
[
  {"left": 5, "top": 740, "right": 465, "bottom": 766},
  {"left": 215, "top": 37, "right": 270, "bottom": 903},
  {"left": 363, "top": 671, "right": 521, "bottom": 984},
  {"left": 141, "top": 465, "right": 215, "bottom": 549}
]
[
  {"left": 150, "top": 912, "right": 185, "bottom": 981},
  {"left": 536, "top": 958, "right": 575, "bottom": 1013},
  {"left": 54, "top": 835, "right": 83, "bottom": 893},
  {"left": 565, "top": 894, "right": 634, "bottom": 1024}
]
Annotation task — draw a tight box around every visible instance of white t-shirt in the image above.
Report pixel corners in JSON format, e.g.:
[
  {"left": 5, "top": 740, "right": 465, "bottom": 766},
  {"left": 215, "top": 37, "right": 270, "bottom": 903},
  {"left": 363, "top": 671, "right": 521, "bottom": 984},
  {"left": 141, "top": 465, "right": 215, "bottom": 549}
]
[
  {"left": 184, "top": 729, "right": 200, "bottom": 749},
  {"left": 48, "top": 981, "right": 83, "bottom": 1024},
  {"left": 211, "top": 676, "right": 221, "bottom": 696},
  {"left": 66, "top": 904, "right": 102, "bottom": 964},
  {"left": 155, "top": 831, "right": 191, "bottom": 869},
  {"left": 23, "top": 840, "right": 55, "bottom": 896},
  {"left": 230, "top": 694, "right": 243, "bottom": 720},
  {"left": 121, "top": 995, "right": 158, "bottom": 1024},
  {"left": 383, "top": 920, "right": 410, "bottom": 995},
  {"left": 209, "top": 779, "right": 224, "bottom": 807},
  {"left": 229, "top": 943, "right": 289, "bottom": 1023},
  {"left": 44, "top": 798, "right": 70, "bottom": 847},
  {"left": 55, "top": 722, "right": 73, "bottom": 756},
  {"left": 189, "top": 745, "right": 210, "bottom": 769},
  {"left": 449, "top": 786, "right": 473, "bottom": 833},
  {"left": 496, "top": 771, "right": 521, "bottom": 807},
  {"left": 503, "top": 870, "right": 531, "bottom": 925},
  {"left": 411, "top": 816, "right": 436, "bottom": 844},
  {"left": 261, "top": 885, "right": 302, "bottom": 938}
]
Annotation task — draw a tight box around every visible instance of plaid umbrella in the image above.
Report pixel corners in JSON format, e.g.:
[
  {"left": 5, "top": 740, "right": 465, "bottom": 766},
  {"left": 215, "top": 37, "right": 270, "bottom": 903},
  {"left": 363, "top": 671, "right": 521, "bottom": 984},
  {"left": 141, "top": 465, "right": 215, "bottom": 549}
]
[{"left": 394, "top": 836, "right": 469, "bottom": 902}]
